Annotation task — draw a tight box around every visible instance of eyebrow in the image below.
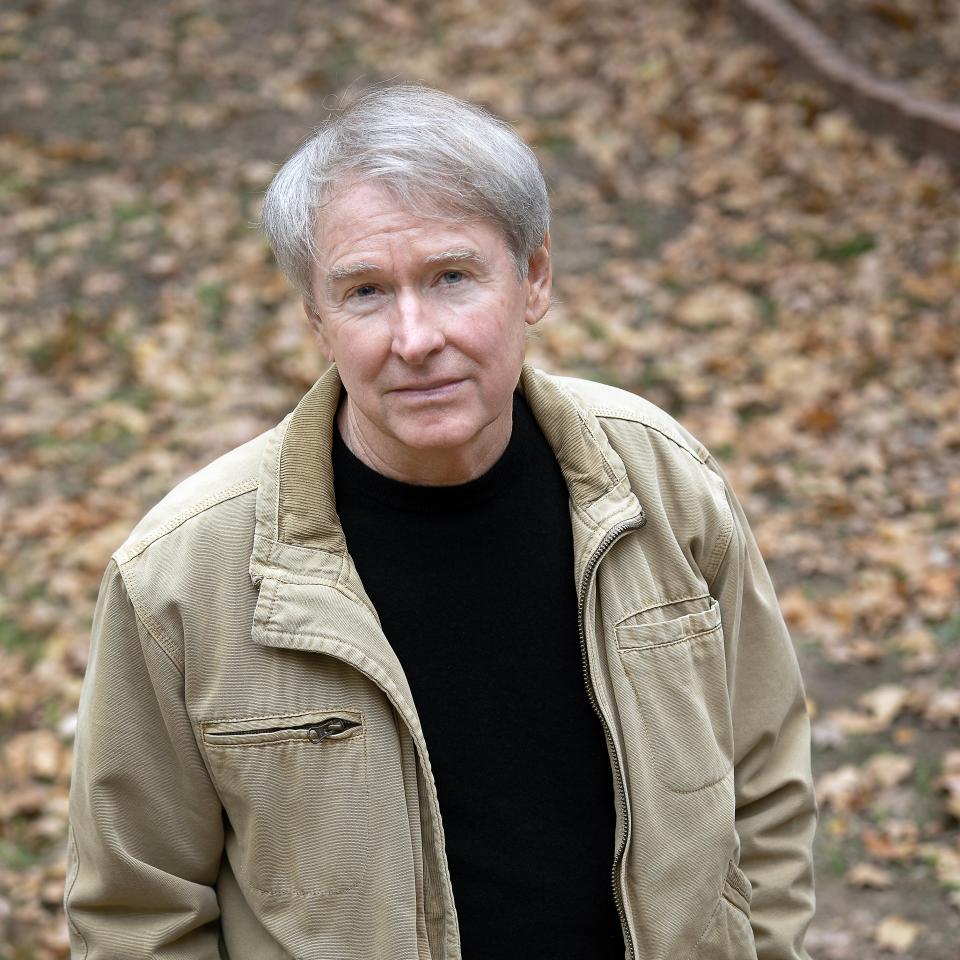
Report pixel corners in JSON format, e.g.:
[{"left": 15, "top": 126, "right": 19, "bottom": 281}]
[
  {"left": 325, "top": 261, "right": 381, "bottom": 292},
  {"left": 422, "top": 249, "right": 490, "bottom": 269},
  {"left": 324, "top": 249, "right": 491, "bottom": 294}
]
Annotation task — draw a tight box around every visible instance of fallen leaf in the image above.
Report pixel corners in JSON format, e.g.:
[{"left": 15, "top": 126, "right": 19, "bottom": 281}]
[
  {"left": 846, "top": 862, "right": 893, "bottom": 889},
  {"left": 863, "top": 753, "right": 914, "bottom": 790},
  {"left": 918, "top": 842, "right": 960, "bottom": 890},
  {"left": 1, "top": 730, "right": 65, "bottom": 782},
  {"left": 860, "top": 685, "right": 911, "bottom": 728},
  {"left": 938, "top": 751, "right": 960, "bottom": 819},
  {"left": 924, "top": 689, "right": 960, "bottom": 727},
  {"left": 863, "top": 820, "right": 919, "bottom": 860},
  {"left": 674, "top": 284, "right": 759, "bottom": 329},
  {"left": 874, "top": 916, "right": 922, "bottom": 953},
  {"left": 816, "top": 765, "right": 864, "bottom": 812}
]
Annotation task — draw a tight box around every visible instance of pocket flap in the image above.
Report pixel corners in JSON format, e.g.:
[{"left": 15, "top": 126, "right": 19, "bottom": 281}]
[{"left": 615, "top": 599, "right": 721, "bottom": 650}]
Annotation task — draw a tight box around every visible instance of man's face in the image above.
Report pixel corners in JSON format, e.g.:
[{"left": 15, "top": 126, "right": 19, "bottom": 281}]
[{"left": 305, "top": 181, "right": 552, "bottom": 482}]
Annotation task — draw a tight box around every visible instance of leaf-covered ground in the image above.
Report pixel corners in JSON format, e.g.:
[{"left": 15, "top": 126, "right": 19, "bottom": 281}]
[{"left": 1, "top": 0, "right": 958, "bottom": 957}]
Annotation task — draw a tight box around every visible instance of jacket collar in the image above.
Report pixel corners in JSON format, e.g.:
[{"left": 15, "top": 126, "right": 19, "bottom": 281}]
[
  {"left": 252, "top": 362, "right": 640, "bottom": 573},
  {"left": 248, "top": 362, "right": 643, "bottom": 717}
]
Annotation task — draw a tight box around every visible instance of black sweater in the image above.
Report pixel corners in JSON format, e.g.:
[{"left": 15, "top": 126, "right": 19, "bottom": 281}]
[{"left": 332, "top": 393, "right": 624, "bottom": 957}]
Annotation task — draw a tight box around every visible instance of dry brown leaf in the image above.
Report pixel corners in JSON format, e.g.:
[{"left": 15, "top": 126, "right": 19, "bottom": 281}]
[
  {"left": 918, "top": 842, "right": 960, "bottom": 890},
  {"left": 874, "top": 915, "right": 922, "bottom": 953},
  {"left": 941, "top": 752, "right": 960, "bottom": 776},
  {"left": 826, "top": 683, "right": 913, "bottom": 735},
  {"left": 1, "top": 730, "right": 66, "bottom": 782},
  {"left": 827, "top": 708, "right": 885, "bottom": 736},
  {"left": 816, "top": 765, "right": 864, "bottom": 812},
  {"left": 846, "top": 862, "right": 893, "bottom": 889},
  {"left": 848, "top": 684, "right": 912, "bottom": 732},
  {"left": 863, "top": 753, "right": 914, "bottom": 790},
  {"left": 924, "top": 688, "right": 960, "bottom": 727},
  {"left": 674, "top": 284, "right": 759, "bottom": 329},
  {"left": 937, "top": 751, "right": 960, "bottom": 819},
  {"left": 895, "top": 626, "right": 939, "bottom": 672},
  {"left": 863, "top": 820, "right": 919, "bottom": 861}
]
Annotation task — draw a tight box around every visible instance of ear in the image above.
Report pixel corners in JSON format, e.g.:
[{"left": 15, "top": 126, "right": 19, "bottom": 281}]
[
  {"left": 524, "top": 231, "right": 552, "bottom": 326},
  {"left": 303, "top": 298, "right": 334, "bottom": 362}
]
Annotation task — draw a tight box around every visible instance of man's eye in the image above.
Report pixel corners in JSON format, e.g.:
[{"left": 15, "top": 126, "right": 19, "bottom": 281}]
[
  {"left": 352, "top": 284, "right": 378, "bottom": 298},
  {"left": 439, "top": 270, "right": 464, "bottom": 285}
]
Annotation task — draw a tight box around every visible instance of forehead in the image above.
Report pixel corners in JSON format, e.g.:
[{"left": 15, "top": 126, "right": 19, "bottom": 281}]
[{"left": 314, "top": 181, "right": 510, "bottom": 271}]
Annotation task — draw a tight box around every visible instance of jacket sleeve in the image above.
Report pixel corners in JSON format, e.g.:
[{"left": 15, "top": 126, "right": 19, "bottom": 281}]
[
  {"left": 65, "top": 559, "right": 225, "bottom": 959},
  {"left": 705, "top": 457, "right": 818, "bottom": 960}
]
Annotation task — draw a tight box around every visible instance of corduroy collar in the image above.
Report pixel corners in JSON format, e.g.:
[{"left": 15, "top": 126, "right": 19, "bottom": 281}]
[{"left": 249, "top": 362, "right": 641, "bottom": 585}]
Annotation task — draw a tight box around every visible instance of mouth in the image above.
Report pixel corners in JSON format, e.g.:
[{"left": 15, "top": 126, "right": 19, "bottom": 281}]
[{"left": 392, "top": 379, "right": 464, "bottom": 399}]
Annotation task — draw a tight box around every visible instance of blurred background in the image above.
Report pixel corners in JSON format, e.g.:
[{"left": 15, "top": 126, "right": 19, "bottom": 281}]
[{"left": 1, "top": 0, "right": 958, "bottom": 956}]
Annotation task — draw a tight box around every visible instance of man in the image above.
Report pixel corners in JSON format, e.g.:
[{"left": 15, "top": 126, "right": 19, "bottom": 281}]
[{"left": 65, "top": 85, "right": 816, "bottom": 959}]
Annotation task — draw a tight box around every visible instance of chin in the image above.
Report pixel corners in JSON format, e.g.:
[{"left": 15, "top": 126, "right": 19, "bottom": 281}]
[
  {"left": 391, "top": 414, "right": 486, "bottom": 452},
  {"left": 395, "top": 426, "right": 478, "bottom": 452}
]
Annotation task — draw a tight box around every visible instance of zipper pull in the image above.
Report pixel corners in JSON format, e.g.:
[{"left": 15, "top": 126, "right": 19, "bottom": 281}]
[{"left": 306, "top": 717, "right": 351, "bottom": 744}]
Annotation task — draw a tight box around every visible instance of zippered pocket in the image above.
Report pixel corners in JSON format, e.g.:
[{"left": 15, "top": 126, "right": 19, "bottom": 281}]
[
  {"left": 201, "top": 709, "right": 363, "bottom": 747},
  {"left": 199, "top": 707, "right": 368, "bottom": 897}
]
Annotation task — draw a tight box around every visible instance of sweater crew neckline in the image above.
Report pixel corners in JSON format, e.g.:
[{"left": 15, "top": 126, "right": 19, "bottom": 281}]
[{"left": 331, "top": 393, "right": 531, "bottom": 514}]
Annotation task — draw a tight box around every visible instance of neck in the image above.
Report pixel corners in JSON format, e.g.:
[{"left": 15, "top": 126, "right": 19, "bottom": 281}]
[{"left": 338, "top": 400, "right": 513, "bottom": 486}]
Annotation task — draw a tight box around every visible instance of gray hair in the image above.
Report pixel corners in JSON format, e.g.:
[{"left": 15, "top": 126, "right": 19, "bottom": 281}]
[{"left": 259, "top": 84, "right": 550, "bottom": 309}]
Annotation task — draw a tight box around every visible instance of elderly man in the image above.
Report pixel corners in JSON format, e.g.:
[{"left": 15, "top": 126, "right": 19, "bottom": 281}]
[{"left": 65, "top": 86, "right": 816, "bottom": 959}]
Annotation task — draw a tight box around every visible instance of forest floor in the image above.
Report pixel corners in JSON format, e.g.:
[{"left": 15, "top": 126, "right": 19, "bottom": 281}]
[
  {"left": 0, "top": 0, "right": 958, "bottom": 957},
  {"left": 788, "top": 0, "right": 960, "bottom": 103}
]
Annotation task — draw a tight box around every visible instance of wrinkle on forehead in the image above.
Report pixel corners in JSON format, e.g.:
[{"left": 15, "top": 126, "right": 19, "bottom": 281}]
[{"left": 311, "top": 181, "right": 511, "bottom": 298}]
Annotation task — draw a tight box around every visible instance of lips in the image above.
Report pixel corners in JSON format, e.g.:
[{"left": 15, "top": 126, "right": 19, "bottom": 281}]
[{"left": 393, "top": 378, "right": 462, "bottom": 392}]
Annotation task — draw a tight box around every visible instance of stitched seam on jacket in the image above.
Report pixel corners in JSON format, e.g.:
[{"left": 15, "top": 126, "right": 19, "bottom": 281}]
[
  {"left": 259, "top": 625, "right": 419, "bottom": 719},
  {"left": 618, "top": 622, "right": 722, "bottom": 651},
  {"left": 613, "top": 592, "right": 713, "bottom": 628},
  {"left": 333, "top": 578, "right": 380, "bottom": 614},
  {"left": 263, "top": 572, "right": 285, "bottom": 639},
  {"left": 624, "top": 672, "right": 733, "bottom": 794},
  {"left": 725, "top": 860, "right": 752, "bottom": 904},
  {"left": 704, "top": 501, "right": 736, "bottom": 590},
  {"left": 203, "top": 732, "right": 365, "bottom": 748},
  {"left": 721, "top": 890, "right": 753, "bottom": 926},
  {"left": 548, "top": 379, "right": 624, "bottom": 498},
  {"left": 257, "top": 581, "right": 418, "bottom": 731},
  {"left": 202, "top": 709, "right": 360, "bottom": 725},
  {"left": 593, "top": 408, "right": 707, "bottom": 463},
  {"left": 231, "top": 726, "right": 369, "bottom": 898},
  {"left": 115, "top": 478, "right": 259, "bottom": 563},
  {"left": 270, "top": 418, "right": 287, "bottom": 538},
  {"left": 578, "top": 416, "right": 620, "bottom": 489},
  {"left": 119, "top": 563, "right": 187, "bottom": 677},
  {"left": 681, "top": 891, "right": 728, "bottom": 960},
  {"left": 64, "top": 824, "right": 88, "bottom": 959}
]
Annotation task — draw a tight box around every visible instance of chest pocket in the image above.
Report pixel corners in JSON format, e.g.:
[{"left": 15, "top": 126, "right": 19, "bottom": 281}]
[
  {"left": 200, "top": 708, "right": 368, "bottom": 897},
  {"left": 615, "top": 598, "right": 733, "bottom": 793}
]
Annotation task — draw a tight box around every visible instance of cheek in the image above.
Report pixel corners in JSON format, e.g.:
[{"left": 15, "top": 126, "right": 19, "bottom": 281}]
[
  {"left": 468, "top": 291, "right": 526, "bottom": 340},
  {"left": 328, "top": 324, "right": 391, "bottom": 374}
]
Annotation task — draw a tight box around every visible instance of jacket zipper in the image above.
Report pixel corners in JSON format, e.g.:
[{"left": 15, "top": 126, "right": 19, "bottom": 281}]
[
  {"left": 207, "top": 717, "right": 360, "bottom": 743},
  {"left": 577, "top": 510, "right": 646, "bottom": 960}
]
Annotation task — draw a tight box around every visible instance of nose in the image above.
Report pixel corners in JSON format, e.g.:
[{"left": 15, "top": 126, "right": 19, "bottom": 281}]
[{"left": 390, "top": 290, "right": 445, "bottom": 364}]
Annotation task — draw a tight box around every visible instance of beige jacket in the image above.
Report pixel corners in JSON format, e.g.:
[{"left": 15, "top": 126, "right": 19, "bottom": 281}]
[{"left": 65, "top": 364, "right": 816, "bottom": 960}]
